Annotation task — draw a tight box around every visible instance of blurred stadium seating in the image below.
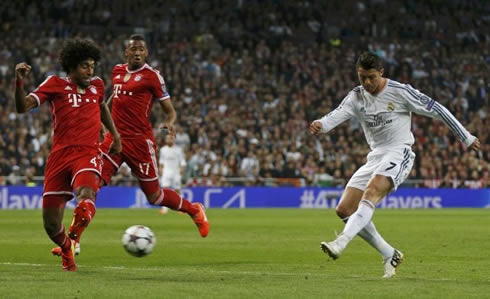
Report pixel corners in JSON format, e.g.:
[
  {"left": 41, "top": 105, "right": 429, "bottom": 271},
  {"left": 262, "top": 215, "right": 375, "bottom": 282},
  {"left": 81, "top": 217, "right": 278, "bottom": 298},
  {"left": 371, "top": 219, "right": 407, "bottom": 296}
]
[{"left": 0, "top": 0, "right": 488, "bottom": 188}]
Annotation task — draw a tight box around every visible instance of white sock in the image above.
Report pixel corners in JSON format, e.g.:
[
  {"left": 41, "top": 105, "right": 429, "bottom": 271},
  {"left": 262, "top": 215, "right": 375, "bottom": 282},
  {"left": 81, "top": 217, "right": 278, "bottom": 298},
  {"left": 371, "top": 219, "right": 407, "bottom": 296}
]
[
  {"left": 343, "top": 216, "right": 394, "bottom": 260},
  {"left": 338, "top": 199, "right": 375, "bottom": 248}
]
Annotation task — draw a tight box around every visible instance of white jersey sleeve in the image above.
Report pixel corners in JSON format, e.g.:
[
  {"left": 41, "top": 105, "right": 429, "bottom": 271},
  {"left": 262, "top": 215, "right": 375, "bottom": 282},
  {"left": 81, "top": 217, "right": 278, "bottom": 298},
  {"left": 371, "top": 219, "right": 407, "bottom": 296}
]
[
  {"left": 318, "top": 91, "right": 356, "bottom": 133},
  {"left": 401, "top": 84, "right": 476, "bottom": 148}
]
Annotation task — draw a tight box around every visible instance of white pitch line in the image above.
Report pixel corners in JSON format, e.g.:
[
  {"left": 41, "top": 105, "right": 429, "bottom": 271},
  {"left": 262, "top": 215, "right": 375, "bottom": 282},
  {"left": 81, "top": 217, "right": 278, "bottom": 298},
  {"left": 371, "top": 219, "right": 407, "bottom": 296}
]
[{"left": 1, "top": 262, "right": 489, "bottom": 283}]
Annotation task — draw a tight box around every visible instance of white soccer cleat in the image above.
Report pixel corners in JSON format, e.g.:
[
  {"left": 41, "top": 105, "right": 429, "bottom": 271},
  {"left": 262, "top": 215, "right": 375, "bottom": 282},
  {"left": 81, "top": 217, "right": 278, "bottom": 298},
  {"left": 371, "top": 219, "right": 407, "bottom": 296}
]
[
  {"left": 320, "top": 240, "right": 344, "bottom": 260},
  {"left": 74, "top": 240, "right": 81, "bottom": 256},
  {"left": 382, "top": 249, "right": 404, "bottom": 278}
]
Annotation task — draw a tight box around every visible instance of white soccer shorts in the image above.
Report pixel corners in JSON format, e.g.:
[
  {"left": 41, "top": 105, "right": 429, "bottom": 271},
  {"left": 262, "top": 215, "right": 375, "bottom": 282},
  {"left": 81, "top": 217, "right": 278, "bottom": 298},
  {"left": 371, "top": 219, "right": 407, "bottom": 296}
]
[
  {"left": 161, "top": 175, "right": 182, "bottom": 190},
  {"left": 346, "top": 146, "right": 415, "bottom": 191}
]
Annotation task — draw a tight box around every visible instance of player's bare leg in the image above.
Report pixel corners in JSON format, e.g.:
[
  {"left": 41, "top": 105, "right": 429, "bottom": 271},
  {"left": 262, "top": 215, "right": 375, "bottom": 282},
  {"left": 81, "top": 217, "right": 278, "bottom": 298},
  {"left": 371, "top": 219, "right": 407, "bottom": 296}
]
[
  {"left": 142, "top": 180, "right": 209, "bottom": 237},
  {"left": 332, "top": 186, "right": 403, "bottom": 278},
  {"left": 321, "top": 175, "right": 392, "bottom": 260},
  {"left": 43, "top": 196, "right": 77, "bottom": 271},
  {"left": 333, "top": 187, "right": 399, "bottom": 270}
]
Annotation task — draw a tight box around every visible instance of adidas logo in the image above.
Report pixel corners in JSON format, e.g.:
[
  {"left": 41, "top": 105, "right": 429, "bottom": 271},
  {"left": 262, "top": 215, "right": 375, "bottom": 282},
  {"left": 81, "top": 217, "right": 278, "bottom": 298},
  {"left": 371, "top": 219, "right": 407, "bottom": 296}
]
[
  {"left": 115, "top": 75, "right": 121, "bottom": 79},
  {"left": 65, "top": 86, "right": 72, "bottom": 90}
]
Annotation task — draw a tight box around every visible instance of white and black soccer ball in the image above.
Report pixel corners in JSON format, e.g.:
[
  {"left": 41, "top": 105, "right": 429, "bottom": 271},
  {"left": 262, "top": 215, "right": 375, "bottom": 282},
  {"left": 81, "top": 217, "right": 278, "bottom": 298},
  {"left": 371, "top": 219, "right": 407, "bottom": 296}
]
[{"left": 122, "top": 225, "right": 156, "bottom": 257}]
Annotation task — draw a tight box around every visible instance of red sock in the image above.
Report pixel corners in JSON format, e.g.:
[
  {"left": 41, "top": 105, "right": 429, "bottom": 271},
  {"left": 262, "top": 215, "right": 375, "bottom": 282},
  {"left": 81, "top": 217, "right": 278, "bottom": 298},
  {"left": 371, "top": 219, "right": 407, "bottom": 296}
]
[
  {"left": 49, "top": 226, "right": 71, "bottom": 251},
  {"left": 151, "top": 188, "right": 199, "bottom": 216}
]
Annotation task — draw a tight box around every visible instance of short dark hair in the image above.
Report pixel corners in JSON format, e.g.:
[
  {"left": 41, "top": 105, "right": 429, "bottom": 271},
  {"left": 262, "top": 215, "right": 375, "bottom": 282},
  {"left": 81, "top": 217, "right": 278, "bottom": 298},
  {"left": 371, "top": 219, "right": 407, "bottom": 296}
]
[
  {"left": 128, "top": 34, "right": 146, "bottom": 42},
  {"left": 59, "top": 39, "right": 101, "bottom": 73},
  {"left": 356, "top": 52, "right": 383, "bottom": 71}
]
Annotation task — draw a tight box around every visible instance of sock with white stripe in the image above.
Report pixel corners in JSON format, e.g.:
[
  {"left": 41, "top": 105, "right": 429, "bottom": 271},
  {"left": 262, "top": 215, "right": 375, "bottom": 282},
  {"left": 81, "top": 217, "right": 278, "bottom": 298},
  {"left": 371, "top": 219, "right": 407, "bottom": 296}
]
[
  {"left": 151, "top": 188, "right": 199, "bottom": 216},
  {"left": 337, "top": 199, "right": 375, "bottom": 249},
  {"left": 342, "top": 217, "right": 395, "bottom": 260}
]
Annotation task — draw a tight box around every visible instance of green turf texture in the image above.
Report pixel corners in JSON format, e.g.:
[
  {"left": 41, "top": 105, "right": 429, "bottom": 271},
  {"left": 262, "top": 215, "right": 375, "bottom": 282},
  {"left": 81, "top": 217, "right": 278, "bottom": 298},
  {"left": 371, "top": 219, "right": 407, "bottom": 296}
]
[{"left": 0, "top": 209, "right": 489, "bottom": 298}]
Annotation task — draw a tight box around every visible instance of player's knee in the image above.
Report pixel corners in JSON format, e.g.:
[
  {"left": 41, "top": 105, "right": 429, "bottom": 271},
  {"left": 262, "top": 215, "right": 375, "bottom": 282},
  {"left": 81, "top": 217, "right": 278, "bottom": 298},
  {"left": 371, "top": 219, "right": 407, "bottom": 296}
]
[
  {"left": 42, "top": 216, "right": 59, "bottom": 236},
  {"left": 335, "top": 204, "right": 355, "bottom": 219},
  {"left": 75, "top": 187, "right": 96, "bottom": 200},
  {"left": 363, "top": 183, "right": 386, "bottom": 202},
  {"left": 139, "top": 180, "right": 160, "bottom": 201},
  {"left": 146, "top": 192, "right": 160, "bottom": 203}
]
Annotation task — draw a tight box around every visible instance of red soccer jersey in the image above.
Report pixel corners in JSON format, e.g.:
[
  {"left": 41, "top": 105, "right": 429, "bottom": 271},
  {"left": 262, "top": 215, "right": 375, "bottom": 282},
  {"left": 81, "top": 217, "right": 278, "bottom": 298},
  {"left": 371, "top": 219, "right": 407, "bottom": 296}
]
[
  {"left": 29, "top": 76, "right": 104, "bottom": 153},
  {"left": 111, "top": 63, "right": 170, "bottom": 137}
]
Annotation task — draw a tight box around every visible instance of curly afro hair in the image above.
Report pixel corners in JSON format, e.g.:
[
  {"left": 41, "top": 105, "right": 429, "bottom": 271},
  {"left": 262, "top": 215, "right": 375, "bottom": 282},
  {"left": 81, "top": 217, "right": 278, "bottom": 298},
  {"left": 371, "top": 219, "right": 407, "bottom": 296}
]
[{"left": 59, "top": 38, "right": 101, "bottom": 73}]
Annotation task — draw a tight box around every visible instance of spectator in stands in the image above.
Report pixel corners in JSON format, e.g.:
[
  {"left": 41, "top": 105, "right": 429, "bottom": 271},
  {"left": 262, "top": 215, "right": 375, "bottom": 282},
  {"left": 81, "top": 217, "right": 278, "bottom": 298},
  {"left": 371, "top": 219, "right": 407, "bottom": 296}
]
[{"left": 1, "top": 0, "right": 488, "bottom": 188}]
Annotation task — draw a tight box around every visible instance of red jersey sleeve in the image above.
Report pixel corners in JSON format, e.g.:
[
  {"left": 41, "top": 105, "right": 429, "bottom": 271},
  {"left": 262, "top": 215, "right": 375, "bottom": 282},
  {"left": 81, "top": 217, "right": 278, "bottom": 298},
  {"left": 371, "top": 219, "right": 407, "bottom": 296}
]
[
  {"left": 29, "top": 76, "right": 57, "bottom": 106},
  {"left": 90, "top": 77, "right": 105, "bottom": 104},
  {"left": 149, "top": 71, "right": 170, "bottom": 102}
]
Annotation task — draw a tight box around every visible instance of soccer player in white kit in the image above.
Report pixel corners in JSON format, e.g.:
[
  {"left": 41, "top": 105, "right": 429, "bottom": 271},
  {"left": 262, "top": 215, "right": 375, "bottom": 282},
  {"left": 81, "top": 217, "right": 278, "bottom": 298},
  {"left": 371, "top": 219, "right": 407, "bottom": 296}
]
[
  {"left": 309, "top": 52, "right": 480, "bottom": 278},
  {"left": 158, "top": 134, "right": 186, "bottom": 214}
]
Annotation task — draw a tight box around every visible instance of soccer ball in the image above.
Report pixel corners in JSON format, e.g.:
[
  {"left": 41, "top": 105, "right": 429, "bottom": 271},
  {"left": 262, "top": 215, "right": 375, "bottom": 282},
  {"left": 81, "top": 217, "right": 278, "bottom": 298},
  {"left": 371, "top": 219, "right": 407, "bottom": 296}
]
[{"left": 122, "top": 225, "right": 156, "bottom": 257}]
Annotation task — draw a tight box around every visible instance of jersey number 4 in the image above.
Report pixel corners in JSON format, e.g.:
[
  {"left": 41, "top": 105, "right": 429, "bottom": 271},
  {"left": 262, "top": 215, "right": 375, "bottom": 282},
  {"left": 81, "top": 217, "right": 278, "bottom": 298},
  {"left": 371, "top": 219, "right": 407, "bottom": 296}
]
[{"left": 90, "top": 157, "right": 98, "bottom": 167}]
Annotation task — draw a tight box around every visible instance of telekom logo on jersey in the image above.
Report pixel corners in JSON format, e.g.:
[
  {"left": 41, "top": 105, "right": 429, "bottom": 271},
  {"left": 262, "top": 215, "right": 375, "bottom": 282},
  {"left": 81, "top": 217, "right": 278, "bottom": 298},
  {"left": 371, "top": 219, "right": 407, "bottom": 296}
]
[
  {"left": 68, "top": 94, "right": 82, "bottom": 107},
  {"left": 67, "top": 93, "right": 97, "bottom": 107},
  {"left": 113, "top": 84, "right": 133, "bottom": 98}
]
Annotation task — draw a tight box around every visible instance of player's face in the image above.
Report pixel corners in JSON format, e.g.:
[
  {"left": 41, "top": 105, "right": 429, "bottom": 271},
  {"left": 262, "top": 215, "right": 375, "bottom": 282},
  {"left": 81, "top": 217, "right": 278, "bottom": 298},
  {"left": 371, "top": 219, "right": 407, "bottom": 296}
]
[
  {"left": 72, "top": 58, "right": 95, "bottom": 88},
  {"left": 125, "top": 40, "right": 148, "bottom": 69},
  {"left": 357, "top": 67, "right": 384, "bottom": 94},
  {"left": 165, "top": 134, "right": 175, "bottom": 146}
]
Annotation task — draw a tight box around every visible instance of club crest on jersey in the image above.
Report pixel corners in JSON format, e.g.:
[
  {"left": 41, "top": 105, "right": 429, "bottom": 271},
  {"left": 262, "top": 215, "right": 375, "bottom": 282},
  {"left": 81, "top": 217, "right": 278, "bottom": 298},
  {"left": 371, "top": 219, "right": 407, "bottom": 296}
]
[
  {"left": 135, "top": 74, "right": 142, "bottom": 81},
  {"left": 124, "top": 73, "right": 132, "bottom": 82},
  {"left": 387, "top": 102, "right": 395, "bottom": 112},
  {"left": 90, "top": 87, "right": 97, "bottom": 94}
]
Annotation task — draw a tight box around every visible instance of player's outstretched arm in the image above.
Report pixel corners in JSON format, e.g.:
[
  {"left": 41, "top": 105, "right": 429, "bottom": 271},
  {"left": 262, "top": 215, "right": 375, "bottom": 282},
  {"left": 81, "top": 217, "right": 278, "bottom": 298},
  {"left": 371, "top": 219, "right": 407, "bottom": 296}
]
[
  {"left": 159, "top": 100, "right": 177, "bottom": 136},
  {"left": 309, "top": 92, "right": 356, "bottom": 136},
  {"left": 100, "top": 101, "right": 121, "bottom": 154},
  {"left": 14, "top": 63, "right": 38, "bottom": 113},
  {"left": 404, "top": 87, "right": 479, "bottom": 150}
]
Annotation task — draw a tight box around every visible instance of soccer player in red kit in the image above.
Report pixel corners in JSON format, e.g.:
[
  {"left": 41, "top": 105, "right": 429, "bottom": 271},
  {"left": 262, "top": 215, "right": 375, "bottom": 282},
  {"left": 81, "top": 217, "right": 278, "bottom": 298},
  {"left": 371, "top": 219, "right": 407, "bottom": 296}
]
[
  {"left": 14, "top": 39, "right": 121, "bottom": 271},
  {"left": 100, "top": 34, "right": 209, "bottom": 237}
]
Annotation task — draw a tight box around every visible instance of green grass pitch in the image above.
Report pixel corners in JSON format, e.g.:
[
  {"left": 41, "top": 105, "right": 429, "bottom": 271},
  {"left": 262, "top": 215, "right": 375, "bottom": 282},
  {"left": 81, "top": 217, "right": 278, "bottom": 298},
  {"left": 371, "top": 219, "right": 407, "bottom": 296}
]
[{"left": 1, "top": 209, "right": 489, "bottom": 298}]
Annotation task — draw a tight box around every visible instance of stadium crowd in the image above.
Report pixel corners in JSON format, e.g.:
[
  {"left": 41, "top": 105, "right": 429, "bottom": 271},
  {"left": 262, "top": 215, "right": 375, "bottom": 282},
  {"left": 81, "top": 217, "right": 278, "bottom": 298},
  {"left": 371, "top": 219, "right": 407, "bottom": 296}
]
[{"left": 0, "top": 0, "right": 488, "bottom": 188}]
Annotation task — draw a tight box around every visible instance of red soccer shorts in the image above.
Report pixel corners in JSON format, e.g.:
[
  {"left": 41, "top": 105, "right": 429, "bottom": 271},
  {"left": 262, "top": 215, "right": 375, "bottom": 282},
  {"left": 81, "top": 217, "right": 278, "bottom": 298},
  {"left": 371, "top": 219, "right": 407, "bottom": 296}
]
[
  {"left": 42, "top": 146, "right": 102, "bottom": 207},
  {"left": 100, "top": 133, "right": 159, "bottom": 184}
]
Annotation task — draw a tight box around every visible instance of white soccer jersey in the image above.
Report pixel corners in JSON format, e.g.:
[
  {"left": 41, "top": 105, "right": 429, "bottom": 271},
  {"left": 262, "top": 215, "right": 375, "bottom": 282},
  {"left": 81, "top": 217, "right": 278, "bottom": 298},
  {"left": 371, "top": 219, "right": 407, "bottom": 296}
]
[
  {"left": 318, "top": 79, "right": 476, "bottom": 151},
  {"left": 159, "top": 145, "right": 186, "bottom": 177}
]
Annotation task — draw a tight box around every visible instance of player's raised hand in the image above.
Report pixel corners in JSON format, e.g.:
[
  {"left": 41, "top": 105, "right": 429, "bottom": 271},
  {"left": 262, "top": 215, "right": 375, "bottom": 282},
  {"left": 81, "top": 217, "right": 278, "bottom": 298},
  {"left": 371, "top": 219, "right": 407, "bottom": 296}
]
[
  {"left": 469, "top": 137, "right": 480, "bottom": 152},
  {"left": 309, "top": 120, "right": 323, "bottom": 135},
  {"left": 15, "top": 63, "right": 32, "bottom": 80},
  {"left": 108, "top": 134, "right": 122, "bottom": 154}
]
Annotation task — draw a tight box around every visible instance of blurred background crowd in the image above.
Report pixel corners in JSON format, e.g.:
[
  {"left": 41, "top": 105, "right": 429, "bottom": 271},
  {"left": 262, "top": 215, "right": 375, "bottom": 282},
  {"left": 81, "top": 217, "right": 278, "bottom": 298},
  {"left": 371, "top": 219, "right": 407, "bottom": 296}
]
[{"left": 0, "top": 0, "right": 488, "bottom": 188}]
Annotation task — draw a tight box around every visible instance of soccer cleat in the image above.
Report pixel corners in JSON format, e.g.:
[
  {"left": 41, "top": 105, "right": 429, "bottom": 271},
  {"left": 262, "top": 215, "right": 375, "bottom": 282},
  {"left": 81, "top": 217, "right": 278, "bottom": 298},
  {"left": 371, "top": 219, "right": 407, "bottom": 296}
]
[
  {"left": 74, "top": 240, "right": 80, "bottom": 256},
  {"left": 68, "top": 204, "right": 94, "bottom": 240},
  {"left": 51, "top": 246, "right": 62, "bottom": 257},
  {"left": 382, "top": 249, "right": 404, "bottom": 278},
  {"left": 61, "top": 241, "right": 77, "bottom": 271},
  {"left": 320, "top": 240, "right": 344, "bottom": 260},
  {"left": 191, "top": 203, "right": 209, "bottom": 238},
  {"left": 52, "top": 240, "right": 80, "bottom": 256}
]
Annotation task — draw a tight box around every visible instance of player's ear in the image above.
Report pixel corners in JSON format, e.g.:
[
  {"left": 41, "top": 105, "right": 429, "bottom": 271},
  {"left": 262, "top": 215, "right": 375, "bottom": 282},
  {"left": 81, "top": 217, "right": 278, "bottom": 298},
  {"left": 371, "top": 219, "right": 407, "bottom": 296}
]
[{"left": 379, "top": 68, "right": 384, "bottom": 77}]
